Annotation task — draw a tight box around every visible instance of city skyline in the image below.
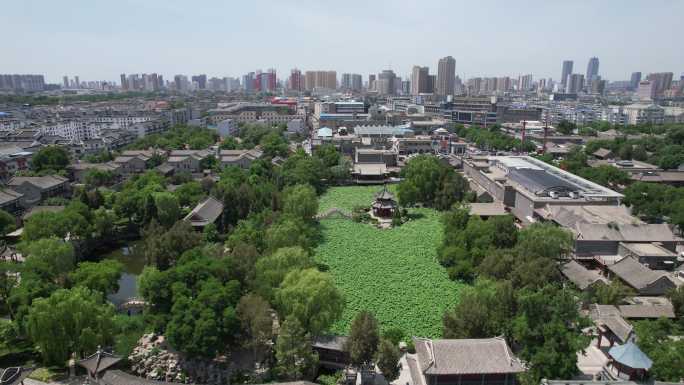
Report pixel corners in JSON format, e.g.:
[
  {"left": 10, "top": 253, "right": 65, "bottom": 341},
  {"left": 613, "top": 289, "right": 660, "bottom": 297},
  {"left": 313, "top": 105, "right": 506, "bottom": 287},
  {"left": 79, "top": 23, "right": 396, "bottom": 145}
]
[{"left": 2, "top": 0, "right": 683, "bottom": 83}]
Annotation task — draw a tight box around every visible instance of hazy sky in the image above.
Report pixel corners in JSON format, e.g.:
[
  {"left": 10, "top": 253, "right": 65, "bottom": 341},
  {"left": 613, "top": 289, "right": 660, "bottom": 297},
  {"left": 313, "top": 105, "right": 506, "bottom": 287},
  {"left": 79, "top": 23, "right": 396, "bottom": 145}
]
[{"left": 3, "top": 0, "right": 683, "bottom": 84}]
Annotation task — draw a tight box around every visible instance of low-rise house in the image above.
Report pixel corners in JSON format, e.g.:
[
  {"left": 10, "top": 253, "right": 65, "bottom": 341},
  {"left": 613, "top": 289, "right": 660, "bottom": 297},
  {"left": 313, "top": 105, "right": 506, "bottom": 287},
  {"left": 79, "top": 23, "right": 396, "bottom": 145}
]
[
  {"left": 113, "top": 150, "right": 157, "bottom": 175},
  {"left": 410, "top": 337, "right": 525, "bottom": 385},
  {"left": 7, "top": 175, "right": 69, "bottom": 208},
  {"left": 617, "top": 304, "right": 675, "bottom": 320},
  {"left": 0, "top": 188, "right": 23, "bottom": 216},
  {"left": 534, "top": 204, "right": 640, "bottom": 230},
  {"left": 593, "top": 148, "right": 614, "bottom": 160},
  {"left": 468, "top": 202, "right": 508, "bottom": 219},
  {"left": 22, "top": 205, "right": 65, "bottom": 223},
  {"left": 561, "top": 260, "right": 608, "bottom": 291},
  {"left": 165, "top": 149, "right": 213, "bottom": 174},
  {"left": 68, "top": 162, "right": 121, "bottom": 184},
  {"left": 574, "top": 223, "right": 676, "bottom": 257},
  {"left": 607, "top": 257, "right": 675, "bottom": 296},
  {"left": 312, "top": 335, "right": 350, "bottom": 369},
  {"left": 0, "top": 145, "right": 32, "bottom": 181},
  {"left": 617, "top": 242, "right": 679, "bottom": 270},
  {"left": 219, "top": 149, "right": 263, "bottom": 169},
  {"left": 183, "top": 196, "right": 224, "bottom": 229},
  {"left": 590, "top": 304, "right": 634, "bottom": 347}
]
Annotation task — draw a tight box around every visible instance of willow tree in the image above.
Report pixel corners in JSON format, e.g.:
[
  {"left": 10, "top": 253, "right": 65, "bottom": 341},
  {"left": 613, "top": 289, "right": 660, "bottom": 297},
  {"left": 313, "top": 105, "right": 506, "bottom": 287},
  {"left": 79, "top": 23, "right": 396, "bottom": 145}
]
[{"left": 27, "top": 287, "right": 116, "bottom": 366}]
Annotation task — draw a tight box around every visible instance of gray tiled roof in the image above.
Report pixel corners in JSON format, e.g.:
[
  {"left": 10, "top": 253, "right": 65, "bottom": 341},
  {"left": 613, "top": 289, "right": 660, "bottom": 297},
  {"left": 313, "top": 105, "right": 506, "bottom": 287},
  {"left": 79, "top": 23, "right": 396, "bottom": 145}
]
[
  {"left": 183, "top": 196, "right": 223, "bottom": 227},
  {"left": 312, "top": 335, "right": 348, "bottom": 351},
  {"left": 7, "top": 175, "right": 68, "bottom": 190},
  {"left": 0, "top": 189, "right": 22, "bottom": 206},
  {"left": 576, "top": 223, "right": 675, "bottom": 243},
  {"left": 413, "top": 337, "right": 525, "bottom": 375},
  {"left": 607, "top": 257, "right": 673, "bottom": 290},
  {"left": 618, "top": 304, "right": 675, "bottom": 319},
  {"left": 561, "top": 260, "right": 608, "bottom": 290},
  {"left": 77, "top": 350, "right": 122, "bottom": 375}
]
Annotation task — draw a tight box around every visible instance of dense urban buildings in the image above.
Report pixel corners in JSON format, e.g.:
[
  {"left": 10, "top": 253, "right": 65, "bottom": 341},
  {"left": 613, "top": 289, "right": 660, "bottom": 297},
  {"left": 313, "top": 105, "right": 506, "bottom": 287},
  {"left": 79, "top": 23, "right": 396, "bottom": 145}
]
[{"left": 0, "top": 74, "right": 45, "bottom": 92}]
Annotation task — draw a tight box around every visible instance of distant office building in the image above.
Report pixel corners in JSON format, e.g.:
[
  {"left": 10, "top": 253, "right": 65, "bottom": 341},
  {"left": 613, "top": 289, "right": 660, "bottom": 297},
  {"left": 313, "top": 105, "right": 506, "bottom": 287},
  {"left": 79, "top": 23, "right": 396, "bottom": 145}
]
[
  {"left": 454, "top": 76, "right": 464, "bottom": 95},
  {"left": 192, "top": 74, "right": 207, "bottom": 90},
  {"left": 368, "top": 74, "right": 376, "bottom": 91},
  {"left": 646, "top": 72, "right": 673, "bottom": 98},
  {"left": 304, "top": 70, "right": 337, "bottom": 90},
  {"left": 63, "top": 76, "right": 70, "bottom": 89},
  {"left": 0, "top": 74, "right": 46, "bottom": 92},
  {"left": 426, "top": 75, "right": 436, "bottom": 94},
  {"left": 401, "top": 79, "right": 411, "bottom": 95},
  {"left": 566, "top": 74, "right": 585, "bottom": 94},
  {"left": 377, "top": 70, "right": 397, "bottom": 95},
  {"left": 351, "top": 74, "right": 362, "bottom": 92},
  {"left": 496, "top": 77, "right": 512, "bottom": 92},
  {"left": 257, "top": 69, "right": 276, "bottom": 92},
  {"left": 74, "top": 76, "right": 80, "bottom": 88},
  {"left": 288, "top": 69, "right": 303, "bottom": 91},
  {"left": 561, "top": 60, "right": 573, "bottom": 89},
  {"left": 341, "top": 73, "right": 352, "bottom": 90},
  {"left": 586, "top": 57, "right": 600, "bottom": 82},
  {"left": 436, "top": 56, "right": 456, "bottom": 97},
  {"left": 241, "top": 72, "right": 254, "bottom": 92},
  {"left": 411, "top": 66, "right": 430, "bottom": 95},
  {"left": 590, "top": 78, "right": 606, "bottom": 95},
  {"left": 517, "top": 74, "right": 533, "bottom": 91},
  {"left": 630, "top": 72, "right": 642, "bottom": 90},
  {"left": 173, "top": 75, "right": 189, "bottom": 92},
  {"left": 637, "top": 81, "right": 657, "bottom": 100}
]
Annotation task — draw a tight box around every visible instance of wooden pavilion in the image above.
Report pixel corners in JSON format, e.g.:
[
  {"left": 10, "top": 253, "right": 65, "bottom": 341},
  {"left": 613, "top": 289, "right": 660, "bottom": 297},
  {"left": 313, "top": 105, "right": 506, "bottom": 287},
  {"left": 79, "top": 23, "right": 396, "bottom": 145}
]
[{"left": 371, "top": 185, "right": 397, "bottom": 218}]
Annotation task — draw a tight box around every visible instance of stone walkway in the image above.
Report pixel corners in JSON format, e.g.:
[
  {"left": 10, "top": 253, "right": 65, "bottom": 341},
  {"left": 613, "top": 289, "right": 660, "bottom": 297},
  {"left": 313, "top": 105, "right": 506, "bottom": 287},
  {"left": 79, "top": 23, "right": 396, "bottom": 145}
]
[{"left": 23, "top": 376, "right": 87, "bottom": 385}]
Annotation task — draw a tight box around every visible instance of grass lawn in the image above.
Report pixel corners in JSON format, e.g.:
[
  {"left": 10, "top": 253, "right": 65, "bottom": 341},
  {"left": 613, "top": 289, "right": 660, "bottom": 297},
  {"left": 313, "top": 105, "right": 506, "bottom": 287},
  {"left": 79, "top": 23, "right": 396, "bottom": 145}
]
[{"left": 315, "top": 186, "right": 463, "bottom": 338}]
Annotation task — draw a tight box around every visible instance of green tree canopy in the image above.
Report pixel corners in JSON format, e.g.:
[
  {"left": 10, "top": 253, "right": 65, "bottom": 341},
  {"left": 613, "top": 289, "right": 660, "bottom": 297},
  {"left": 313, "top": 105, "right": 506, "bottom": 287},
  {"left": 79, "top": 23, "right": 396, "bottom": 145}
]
[
  {"left": 31, "top": 145, "right": 70, "bottom": 173},
  {"left": 153, "top": 192, "right": 181, "bottom": 228},
  {"left": 443, "top": 279, "right": 515, "bottom": 339},
  {"left": 376, "top": 338, "right": 401, "bottom": 381},
  {"left": 236, "top": 293, "right": 273, "bottom": 361},
  {"left": 277, "top": 268, "right": 344, "bottom": 335},
  {"left": 20, "top": 238, "right": 75, "bottom": 284},
  {"left": 27, "top": 287, "right": 116, "bottom": 366},
  {"left": 347, "top": 311, "right": 380, "bottom": 365},
  {"left": 253, "top": 246, "right": 313, "bottom": 300},
  {"left": 70, "top": 259, "right": 123, "bottom": 296},
  {"left": 398, "top": 155, "right": 468, "bottom": 209},
  {"left": 282, "top": 184, "right": 318, "bottom": 221},
  {"left": 0, "top": 209, "right": 16, "bottom": 235},
  {"left": 513, "top": 285, "right": 589, "bottom": 383},
  {"left": 275, "top": 316, "right": 318, "bottom": 381}
]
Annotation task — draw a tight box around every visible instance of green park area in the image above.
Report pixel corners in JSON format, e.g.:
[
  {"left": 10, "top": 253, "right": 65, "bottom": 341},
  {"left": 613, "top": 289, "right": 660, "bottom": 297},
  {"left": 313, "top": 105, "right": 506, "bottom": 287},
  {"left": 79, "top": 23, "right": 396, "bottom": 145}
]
[{"left": 315, "top": 186, "right": 463, "bottom": 338}]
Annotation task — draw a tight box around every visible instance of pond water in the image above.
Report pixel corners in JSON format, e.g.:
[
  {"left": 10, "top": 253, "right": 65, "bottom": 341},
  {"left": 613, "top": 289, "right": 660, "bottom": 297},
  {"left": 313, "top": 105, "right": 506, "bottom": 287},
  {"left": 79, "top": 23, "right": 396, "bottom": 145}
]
[{"left": 102, "top": 240, "right": 146, "bottom": 306}]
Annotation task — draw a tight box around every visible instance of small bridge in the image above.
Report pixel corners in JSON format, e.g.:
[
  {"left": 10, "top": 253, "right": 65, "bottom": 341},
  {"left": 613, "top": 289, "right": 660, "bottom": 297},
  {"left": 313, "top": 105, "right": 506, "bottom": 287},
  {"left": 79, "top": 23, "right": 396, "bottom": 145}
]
[
  {"left": 316, "top": 207, "right": 352, "bottom": 220},
  {"left": 117, "top": 297, "right": 147, "bottom": 313}
]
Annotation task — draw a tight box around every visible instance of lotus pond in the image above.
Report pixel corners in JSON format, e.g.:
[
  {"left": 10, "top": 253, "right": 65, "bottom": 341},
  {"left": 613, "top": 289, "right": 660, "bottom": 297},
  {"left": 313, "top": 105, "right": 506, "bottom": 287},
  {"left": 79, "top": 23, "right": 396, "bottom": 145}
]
[{"left": 315, "top": 186, "right": 463, "bottom": 338}]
